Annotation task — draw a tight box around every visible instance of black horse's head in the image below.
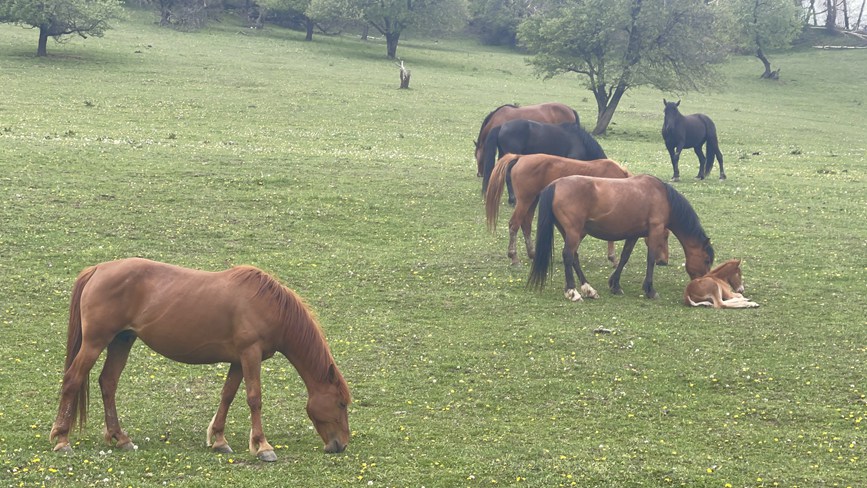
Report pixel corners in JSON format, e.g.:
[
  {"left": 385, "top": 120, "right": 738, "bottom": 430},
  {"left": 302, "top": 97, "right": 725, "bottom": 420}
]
[{"left": 663, "top": 99, "right": 682, "bottom": 118}]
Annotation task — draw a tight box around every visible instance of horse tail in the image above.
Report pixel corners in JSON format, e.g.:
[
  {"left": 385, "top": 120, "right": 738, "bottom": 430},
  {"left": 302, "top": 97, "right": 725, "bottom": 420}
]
[
  {"left": 65, "top": 265, "right": 98, "bottom": 431},
  {"left": 480, "top": 126, "right": 501, "bottom": 195},
  {"left": 528, "top": 183, "right": 557, "bottom": 289},
  {"left": 485, "top": 154, "right": 519, "bottom": 231},
  {"left": 571, "top": 108, "right": 580, "bottom": 128},
  {"left": 704, "top": 116, "right": 723, "bottom": 163}
]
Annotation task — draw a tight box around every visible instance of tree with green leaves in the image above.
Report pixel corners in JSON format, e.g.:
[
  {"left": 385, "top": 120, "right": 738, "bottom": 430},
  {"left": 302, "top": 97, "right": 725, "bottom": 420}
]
[
  {"left": 0, "top": 0, "right": 124, "bottom": 56},
  {"left": 309, "top": 0, "right": 467, "bottom": 58},
  {"left": 469, "top": 0, "right": 530, "bottom": 46},
  {"left": 519, "top": 0, "right": 728, "bottom": 135},
  {"left": 258, "top": 0, "right": 316, "bottom": 40},
  {"left": 723, "top": 0, "right": 802, "bottom": 79}
]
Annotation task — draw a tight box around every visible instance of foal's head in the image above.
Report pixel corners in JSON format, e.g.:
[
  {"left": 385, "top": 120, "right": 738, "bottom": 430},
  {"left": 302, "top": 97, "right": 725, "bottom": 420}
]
[{"left": 711, "top": 259, "right": 745, "bottom": 293}]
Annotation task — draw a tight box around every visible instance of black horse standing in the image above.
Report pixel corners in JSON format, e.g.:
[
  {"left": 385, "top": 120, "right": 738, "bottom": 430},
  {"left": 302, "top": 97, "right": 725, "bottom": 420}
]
[
  {"left": 662, "top": 99, "right": 726, "bottom": 181},
  {"left": 480, "top": 119, "right": 607, "bottom": 201}
]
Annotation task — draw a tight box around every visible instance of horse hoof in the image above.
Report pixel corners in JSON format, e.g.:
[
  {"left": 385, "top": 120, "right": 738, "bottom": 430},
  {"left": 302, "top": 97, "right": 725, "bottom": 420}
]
[
  {"left": 610, "top": 287, "right": 623, "bottom": 296},
  {"left": 719, "top": 174, "right": 727, "bottom": 180},
  {"left": 117, "top": 441, "right": 138, "bottom": 451},
  {"left": 53, "top": 444, "right": 73, "bottom": 454},
  {"left": 257, "top": 450, "right": 278, "bottom": 462},
  {"left": 580, "top": 284, "right": 599, "bottom": 299},
  {"left": 645, "top": 292, "right": 659, "bottom": 299},
  {"left": 670, "top": 177, "right": 680, "bottom": 182},
  {"left": 565, "top": 289, "right": 583, "bottom": 302},
  {"left": 213, "top": 444, "right": 234, "bottom": 454}
]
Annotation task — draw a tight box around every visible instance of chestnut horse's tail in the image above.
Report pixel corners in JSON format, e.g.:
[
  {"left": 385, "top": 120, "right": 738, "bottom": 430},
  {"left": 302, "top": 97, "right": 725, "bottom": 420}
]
[
  {"left": 485, "top": 154, "right": 520, "bottom": 231},
  {"left": 480, "top": 125, "right": 502, "bottom": 195},
  {"left": 64, "top": 265, "right": 98, "bottom": 431},
  {"left": 528, "top": 183, "right": 557, "bottom": 289}
]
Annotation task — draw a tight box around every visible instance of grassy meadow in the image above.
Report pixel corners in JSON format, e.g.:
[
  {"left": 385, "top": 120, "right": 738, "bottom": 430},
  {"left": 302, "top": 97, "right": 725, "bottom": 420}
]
[{"left": 1, "top": 9, "right": 865, "bottom": 487}]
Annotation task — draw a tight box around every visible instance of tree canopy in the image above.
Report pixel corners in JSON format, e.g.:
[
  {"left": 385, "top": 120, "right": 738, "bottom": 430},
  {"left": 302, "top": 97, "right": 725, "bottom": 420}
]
[
  {"left": 723, "top": 0, "right": 803, "bottom": 79},
  {"left": 519, "top": 0, "right": 729, "bottom": 135},
  {"left": 0, "top": 0, "right": 124, "bottom": 56}
]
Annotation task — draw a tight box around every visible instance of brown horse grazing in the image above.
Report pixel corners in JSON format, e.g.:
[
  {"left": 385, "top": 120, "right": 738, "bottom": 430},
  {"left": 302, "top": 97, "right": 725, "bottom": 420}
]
[
  {"left": 485, "top": 153, "right": 634, "bottom": 266},
  {"left": 50, "top": 258, "right": 351, "bottom": 461},
  {"left": 529, "top": 174, "right": 714, "bottom": 302},
  {"left": 473, "top": 102, "right": 578, "bottom": 177},
  {"left": 684, "top": 259, "right": 759, "bottom": 309}
]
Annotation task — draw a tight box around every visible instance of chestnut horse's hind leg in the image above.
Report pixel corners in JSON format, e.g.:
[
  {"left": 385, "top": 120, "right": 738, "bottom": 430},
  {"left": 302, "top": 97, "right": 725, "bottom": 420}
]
[
  {"left": 207, "top": 363, "right": 243, "bottom": 454},
  {"left": 99, "top": 332, "right": 138, "bottom": 450},
  {"left": 50, "top": 344, "right": 105, "bottom": 453},
  {"left": 606, "top": 241, "right": 619, "bottom": 267},
  {"left": 239, "top": 351, "right": 277, "bottom": 462}
]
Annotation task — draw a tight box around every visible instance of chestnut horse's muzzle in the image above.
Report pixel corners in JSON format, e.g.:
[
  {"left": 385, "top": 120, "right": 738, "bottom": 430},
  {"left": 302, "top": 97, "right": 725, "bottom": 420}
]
[{"left": 324, "top": 439, "right": 347, "bottom": 454}]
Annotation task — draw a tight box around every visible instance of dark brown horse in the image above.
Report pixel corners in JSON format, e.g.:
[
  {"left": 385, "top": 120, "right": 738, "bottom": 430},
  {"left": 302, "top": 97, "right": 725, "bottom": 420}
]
[
  {"left": 485, "top": 153, "right": 633, "bottom": 266},
  {"left": 474, "top": 102, "right": 579, "bottom": 177},
  {"left": 684, "top": 259, "right": 758, "bottom": 308},
  {"left": 662, "top": 99, "right": 726, "bottom": 181},
  {"left": 529, "top": 175, "right": 714, "bottom": 302},
  {"left": 50, "top": 258, "right": 351, "bottom": 461}
]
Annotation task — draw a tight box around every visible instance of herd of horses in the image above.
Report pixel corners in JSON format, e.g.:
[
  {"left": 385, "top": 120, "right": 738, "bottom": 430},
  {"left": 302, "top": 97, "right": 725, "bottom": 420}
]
[{"left": 47, "top": 101, "right": 755, "bottom": 462}]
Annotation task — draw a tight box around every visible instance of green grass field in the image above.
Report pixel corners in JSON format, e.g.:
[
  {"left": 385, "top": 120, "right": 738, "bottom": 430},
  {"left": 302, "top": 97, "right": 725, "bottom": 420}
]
[{"left": 1, "top": 10, "right": 865, "bottom": 487}]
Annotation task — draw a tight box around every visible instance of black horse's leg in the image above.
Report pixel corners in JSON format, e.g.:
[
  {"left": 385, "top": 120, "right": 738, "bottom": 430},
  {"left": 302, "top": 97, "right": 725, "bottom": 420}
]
[
  {"left": 667, "top": 145, "right": 681, "bottom": 182},
  {"left": 694, "top": 146, "right": 706, "bottom": 179},
  {"left": 642, "top": 248, "right": 659, "bottom": 299},
  {"left": 715, "top": 147, "right": 726, "bottom": 180},
  {"left": 608, "top": 237, "right": 638, "bottom": 295}
]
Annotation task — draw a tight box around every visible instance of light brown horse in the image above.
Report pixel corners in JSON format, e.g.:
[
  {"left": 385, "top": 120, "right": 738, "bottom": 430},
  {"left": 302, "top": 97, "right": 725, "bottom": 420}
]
[
  {"left": 473, "top": 103, "right": 578, "bottom": 177},
  {"left": 50, "top": 258, "right": 351, "bottom": 461},
  {"left": 485, "top": 153, "right": 632, "bottom": 266},
  {"left": 529, "top": 174, "right": 714, "bottom": 302},
  {"left": 684, "top": 259, "right": 758, "bottom": 308}
]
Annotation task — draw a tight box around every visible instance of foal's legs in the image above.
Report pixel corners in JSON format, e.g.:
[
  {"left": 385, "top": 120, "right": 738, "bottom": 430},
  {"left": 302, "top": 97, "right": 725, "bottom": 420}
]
[
  {"left": 608, "top": 237, "right": 639, "bottom": 295},
  {"left": 207, "top": 362, "right": 243, "bottom": 454},
  {"left": 239, "top": 351, "right": 277, "bottom": 462},
  {"left": 693, "top": 146, "right": 707, "bottom": 179},
  {"left": 50, "top": 343, "right": 106, "bottom": 452},
  {"left": 99, "top": 332, "right": 137, "bottom": 450}
]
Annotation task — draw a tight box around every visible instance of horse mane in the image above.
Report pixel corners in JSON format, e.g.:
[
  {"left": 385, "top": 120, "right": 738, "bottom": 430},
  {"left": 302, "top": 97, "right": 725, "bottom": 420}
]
[
  {"left": 660, "top": 179, "right": 715, "bottom": 263},
  {"left": 228, "top": 267, "right": 351, "bottom": 402},
  {"left": 566, "top": 123, "right": 607, "bottom": 159},
  {"left": 475, "top": 104, "right": 519, "bottom": 148}
]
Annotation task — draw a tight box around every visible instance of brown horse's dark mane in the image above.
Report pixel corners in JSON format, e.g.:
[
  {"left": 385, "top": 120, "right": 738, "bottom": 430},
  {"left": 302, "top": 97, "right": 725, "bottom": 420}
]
[
  {"left": 228, "top": 267, "right": 350, "bottom": 402},
  {"left": 475, "top": 104, "right": 519, "bottom": 148}
]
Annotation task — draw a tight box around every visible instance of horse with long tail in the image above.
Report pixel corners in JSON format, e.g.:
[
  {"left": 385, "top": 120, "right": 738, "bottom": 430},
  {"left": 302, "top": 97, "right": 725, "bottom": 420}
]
[
  {"left": 50, "top": 258, "right": 351, "bottom": 461},
  {"left": 474, "top": 102, "right": 579, "bottom": 177},
  {"left": 486, "top": 153, "right": 661, "bottom": 267},
  {"left": 662, "top": 99, "right": 726, "bottom": 181},
  {"left": 480, "top": 120, "right": 606, "bottom": 203},
  {"left": 529, "top": 175, "right": 714, "bottom": 302}
]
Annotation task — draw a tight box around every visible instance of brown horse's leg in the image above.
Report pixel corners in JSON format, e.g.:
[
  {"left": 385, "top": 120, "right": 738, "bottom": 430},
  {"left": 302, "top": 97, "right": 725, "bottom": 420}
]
[
  {"left": 641, "top": 248, "right": 659, "bottom": 299},
  {"left": 239, "top": 352, "right": 276, "bottom": 462},
  {"left": 561, "top": 232, "right": 589, "bottom": 302},
  {"left": 507, "top": 210, "right": 523, "bottom": 265},
  {"left": 523, "top": 198, "right": 540, "bottom": 261},
  {"left": 207, "top": 363, "right": 243, "bottom": 454},
  {"left": 99, "top": 332, "right": 137, "bottom": 450},
  {"left": 50, "top": 344, "right": 104, "bottom": 452},
  {"left": 608, "top": 237, "right": 638, "bottom": 295}
]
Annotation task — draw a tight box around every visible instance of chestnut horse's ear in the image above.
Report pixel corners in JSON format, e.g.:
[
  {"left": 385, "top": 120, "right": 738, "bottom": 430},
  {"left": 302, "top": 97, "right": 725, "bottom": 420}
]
[{"left": 327, "top": 363, "right": 337, "bottom": 384}]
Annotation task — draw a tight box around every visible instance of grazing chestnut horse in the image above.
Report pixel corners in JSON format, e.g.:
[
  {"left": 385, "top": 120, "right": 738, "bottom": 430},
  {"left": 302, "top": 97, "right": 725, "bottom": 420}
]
[
  {"left": 474, "top": 102, "right": 579, "bottom": 177},
  {"left": 684, "top": 259, "right": 759, "bottom": 309},
  {"left": 662, "top": 99, "right": 726, "bottom": 181},
  {"left": 485, "top": 153, "right": 633, "bottom": 266},
  {"left": 50, "top": 258, "right": 351, "bottom": 461},
  {"left": 529, "top": 174, "right": 714, "bottom": 302}
]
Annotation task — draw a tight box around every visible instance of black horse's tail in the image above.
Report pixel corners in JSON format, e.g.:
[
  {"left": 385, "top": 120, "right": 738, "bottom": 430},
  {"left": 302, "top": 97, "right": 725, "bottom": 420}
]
[
  {"left": 480, "top": 126, "right": 501, "bottom": 195},
  {"left": 571, "top": 109, "right": 580, "bottom": 128},
  {"left": 504, "top": 155, "right": 520, "bottom": 206},
  {"left": 528, "top": 183, "right": 557, "bottom": 289},
  {"left": 703, "top": 116, "right": 723, "bottom": 168}
]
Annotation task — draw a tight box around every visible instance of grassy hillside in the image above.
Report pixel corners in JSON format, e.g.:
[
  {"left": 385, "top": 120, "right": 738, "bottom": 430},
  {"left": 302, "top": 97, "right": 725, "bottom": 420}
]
[{"left": 1, "top": 10, "right": 865, "bottom": 487}]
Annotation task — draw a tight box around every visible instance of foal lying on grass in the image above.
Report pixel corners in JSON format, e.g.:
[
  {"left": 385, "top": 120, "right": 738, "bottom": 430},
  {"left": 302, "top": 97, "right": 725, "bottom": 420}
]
[{"left": 684, "top": 259, "right": 759, "bottom": 309}]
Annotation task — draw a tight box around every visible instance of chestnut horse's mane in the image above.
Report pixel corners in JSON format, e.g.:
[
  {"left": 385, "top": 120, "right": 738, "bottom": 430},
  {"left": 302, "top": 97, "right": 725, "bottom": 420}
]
[{"left": 227, "top": 266, "right": 350, "bottom": 401}]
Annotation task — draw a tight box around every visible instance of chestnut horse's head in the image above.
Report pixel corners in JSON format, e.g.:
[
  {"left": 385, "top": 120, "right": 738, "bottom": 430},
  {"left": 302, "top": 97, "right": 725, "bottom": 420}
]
[{"left": 306, "top": 363, "right": 351, "bottom": 453}]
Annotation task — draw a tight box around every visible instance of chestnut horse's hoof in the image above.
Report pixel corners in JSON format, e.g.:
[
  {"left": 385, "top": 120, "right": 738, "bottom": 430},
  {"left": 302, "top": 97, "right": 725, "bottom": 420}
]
[
  {"left": 117, "top": 441, "right": 137, "bottom": 451},
  {"left": 257, "top": 450, "right": 278, "bottom": 462},
  {"left": 213, "top": 444, "right": 233, "bottom": 454},
  {"left": 53, "top": 443, "right": 73, "bottom": 454}
]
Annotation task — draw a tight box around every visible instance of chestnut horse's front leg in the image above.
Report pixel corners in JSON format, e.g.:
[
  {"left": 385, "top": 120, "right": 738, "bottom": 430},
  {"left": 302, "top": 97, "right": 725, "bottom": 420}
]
[
  {"left": 207, "top": 362, "right": 243, "bottom": 455},
  {"left": 239, "top": 352, "right": 276, "bottom": 462}
]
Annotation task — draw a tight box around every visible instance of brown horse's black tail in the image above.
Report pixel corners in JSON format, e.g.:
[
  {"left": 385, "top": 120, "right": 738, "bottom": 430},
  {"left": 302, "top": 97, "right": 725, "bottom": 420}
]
[
  {"left": 64, "top": 265, "right": 98, "bottom": 432},
  {"left": 480, "top": 126, "right": 502, "bottom": 195},
  {"left": 528, "top": 183, "right": 557, "bottom": 289}
]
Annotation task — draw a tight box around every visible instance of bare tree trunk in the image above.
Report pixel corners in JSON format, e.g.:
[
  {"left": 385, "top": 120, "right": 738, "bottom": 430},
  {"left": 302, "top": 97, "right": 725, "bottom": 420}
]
[
  {"left": 305, "top": 18, "right": 313, "bottom": 41},
  {"left": 826, "top": 0, "right": 838, "bottom": 30},
  {"left": 386, "top": 32, "right": 400, "bottom": 58},
  {"left": 843, "top": 0, "right": 851, "bottom": 29},
  {"left": 857, "top": 0, "right": 866, "bottom": 30},
  {"left": 37, "top": 26, "right": 50, "bottom": 56},
  {"left": 756, "top": 47, "right": 778, "bottom": 79},
  {"left": 591, "top": 83, "right": 627, "bottom": 135},
  {"left": 361, "top": 24, "right": 369, "bottom": 41}
]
